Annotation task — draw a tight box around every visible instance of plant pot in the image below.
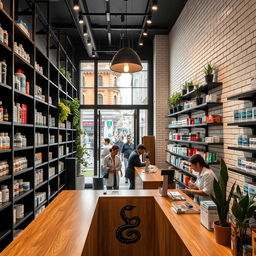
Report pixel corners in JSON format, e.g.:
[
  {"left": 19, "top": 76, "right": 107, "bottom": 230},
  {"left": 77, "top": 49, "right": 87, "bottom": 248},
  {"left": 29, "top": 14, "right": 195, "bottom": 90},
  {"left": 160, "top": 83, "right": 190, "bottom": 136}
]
[
  {"left": 182, "top": 89, "right": 187, "bottom": 95},
  {"left": 177, "top": 105, "right": 183, "bottom": 111},
  {"left": 169, "top": 108, "right": 174, "bottom": 114},
  {"left": 196, "top": 98, "right": 203, "bottom": 105},
  {"left": 214, "top": 221, "right": 231, "bottom": 246},
  {"left": 75, "top": 175, "right": 85, "bottom": 190},
  {"left": 174, "top": 107, "right": 178, "bottom": 113},
  {"left": 188, "top": 86, "right": 194, "bottom": 92},
  {"left": 205, "top": 74, "right": 213, "bottom": 84}
]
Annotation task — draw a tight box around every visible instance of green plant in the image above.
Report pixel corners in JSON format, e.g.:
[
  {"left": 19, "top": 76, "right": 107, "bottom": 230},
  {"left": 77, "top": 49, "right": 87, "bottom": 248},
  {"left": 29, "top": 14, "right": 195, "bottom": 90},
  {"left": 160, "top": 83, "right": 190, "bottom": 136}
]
[
  {"left": 194, "top": 84, "right": 201, "bottom": 98},
  {"left": 232, "top": 185, "right": 256, "bottom": 238},
  {"left": 211, "top": 159, "right": 235, "bottom": 227},
  {"left": 204, "top": 63, "right": 214, "bottom": 75},
  {"left": 59, "top": 66, "right": 72, "bottom": 82},
  {"left": 63, "top": 98, "right": 89, "bottom": 172},
  {"left": 182, "top": 83, "right": 189, "bottom": 90},
  {"left": 58, "top": 102, "right": 70, "bottom": 122},
  {"left": 174, "top": 92, "right": 182, "bottom": 106},
  {"left": 187, "top": 81, "right": 194, "bottom": 87},
  {"left": 167, "top": 95, "right": 174, "bottom": 108}
]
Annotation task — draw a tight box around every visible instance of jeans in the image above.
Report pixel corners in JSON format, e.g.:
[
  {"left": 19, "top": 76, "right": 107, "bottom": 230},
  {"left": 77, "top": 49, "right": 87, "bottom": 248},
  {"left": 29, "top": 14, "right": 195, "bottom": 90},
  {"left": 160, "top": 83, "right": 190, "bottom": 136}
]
[{"left": 124, "top": 158, "right": 128, "bottom": 181}]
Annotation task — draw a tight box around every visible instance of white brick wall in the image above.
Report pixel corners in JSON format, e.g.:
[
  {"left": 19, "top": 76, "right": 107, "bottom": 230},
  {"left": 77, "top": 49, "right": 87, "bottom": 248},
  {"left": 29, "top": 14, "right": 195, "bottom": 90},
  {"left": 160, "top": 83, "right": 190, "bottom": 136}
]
[
  {"left": 154, "top": 35, "right": 170, "bottom": 168},
  {"left": 167, "top": 0, "right": 256, "bottom": 189}
]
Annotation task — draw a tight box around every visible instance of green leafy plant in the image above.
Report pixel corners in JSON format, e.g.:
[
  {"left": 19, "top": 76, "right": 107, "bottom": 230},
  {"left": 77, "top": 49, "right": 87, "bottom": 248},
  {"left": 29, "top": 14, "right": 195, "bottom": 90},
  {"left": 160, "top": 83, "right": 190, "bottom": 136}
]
[
  {"left": 58, "top": 102, "right": 70, "bottom": 122},
  {"left": 167, "top": 95, "right": 174, "bottom": 108},
  {"left": 62, "top": 98, "right": 89, "bottom": 173},
  {"left": 59, "top": 66, "right": 72, "bottom": 82},
  {"left": 211, "top": 159, "right": 235, "bottom": 227},
  {"left": 232, "top": 185, "right": 256, "bottom": 238},
  {"left": 204, "top": 63, "right": 213, "bottom": 75},
  {"left": 194, "top": 84, "right": 201, "bottom": 98}
]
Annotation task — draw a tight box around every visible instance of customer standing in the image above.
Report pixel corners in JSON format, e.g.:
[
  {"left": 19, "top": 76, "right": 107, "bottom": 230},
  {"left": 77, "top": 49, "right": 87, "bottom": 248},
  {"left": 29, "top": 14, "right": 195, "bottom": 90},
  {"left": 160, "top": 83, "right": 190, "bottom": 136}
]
[
  {"left": 125, "top": 144, "right": 146, "bottom": 189},
  {"left": 101, "top": 138, "right": 111, "bottom": 176},
  {"left": 114, "top": 136, "right": 124, "bottom": 156},
  {"left": 121, "top": 135, "right": 135, "bottom": 183},
  {"left": 182, "top": 154, "right": 217, "bottom": 204},
  {"left": 103, "top": 145, "right": 123, "bottom": 189}
]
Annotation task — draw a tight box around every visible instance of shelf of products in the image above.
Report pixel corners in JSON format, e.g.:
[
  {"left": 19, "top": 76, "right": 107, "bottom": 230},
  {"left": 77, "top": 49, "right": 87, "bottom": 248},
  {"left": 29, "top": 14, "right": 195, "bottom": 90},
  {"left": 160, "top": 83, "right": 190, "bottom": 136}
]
[
  {"left": 228, "top": 167, "right": 256, "bottom": 179},
  {"left": 0, "top": 0, "right": 77, "bottom": 250},
  {"left": 228, "top": 146, "right": 256, "bottom": 153},
  {"left": 168, "top": 139, "right": 222, "bottom": 146}
]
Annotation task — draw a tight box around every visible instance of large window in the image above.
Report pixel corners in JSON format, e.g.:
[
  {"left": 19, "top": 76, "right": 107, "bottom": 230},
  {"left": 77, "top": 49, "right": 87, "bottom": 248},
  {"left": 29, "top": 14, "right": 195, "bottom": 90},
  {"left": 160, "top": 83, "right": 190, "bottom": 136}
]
[{"left": 80, "top": 61, "right": 148, "bottom": 105}]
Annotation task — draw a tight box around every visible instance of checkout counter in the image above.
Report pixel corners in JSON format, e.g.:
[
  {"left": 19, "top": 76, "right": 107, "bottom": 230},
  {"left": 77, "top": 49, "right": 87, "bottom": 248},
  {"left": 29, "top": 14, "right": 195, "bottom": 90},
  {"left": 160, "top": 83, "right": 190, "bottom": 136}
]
[{"left": 1, "top": 189, "right": 232, "bottom": 256}]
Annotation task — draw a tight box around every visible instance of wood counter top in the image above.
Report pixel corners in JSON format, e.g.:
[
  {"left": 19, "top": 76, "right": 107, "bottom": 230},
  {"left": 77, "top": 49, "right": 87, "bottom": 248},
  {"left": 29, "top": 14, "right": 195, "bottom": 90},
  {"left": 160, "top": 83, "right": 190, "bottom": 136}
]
[
  {"left": 135, "top": 166, "right": 163, "bottom": 183},
  {"left": 1, "top": 190, "right": 232, "bottom": 256}
]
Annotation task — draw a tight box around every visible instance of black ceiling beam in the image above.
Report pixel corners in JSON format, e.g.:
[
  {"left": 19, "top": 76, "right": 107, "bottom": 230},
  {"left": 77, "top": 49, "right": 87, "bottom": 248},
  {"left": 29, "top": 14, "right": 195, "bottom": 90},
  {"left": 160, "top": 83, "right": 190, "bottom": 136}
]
[{"left": 80, "top": 12, "right": 148, "bottom": 16}]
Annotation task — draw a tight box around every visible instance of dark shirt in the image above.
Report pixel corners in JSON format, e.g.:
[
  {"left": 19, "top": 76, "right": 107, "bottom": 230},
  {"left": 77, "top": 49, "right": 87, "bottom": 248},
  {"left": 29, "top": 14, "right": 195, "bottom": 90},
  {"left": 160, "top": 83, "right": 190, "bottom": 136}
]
[
  {"left": 115, "top": 141, "right": 124, "bottom": 151},
  {"left": 125, "top": 150, "right": 145, "bottom": 178},
  {"left": 121, "top": 142, "right": 135, "bottom": 159}
]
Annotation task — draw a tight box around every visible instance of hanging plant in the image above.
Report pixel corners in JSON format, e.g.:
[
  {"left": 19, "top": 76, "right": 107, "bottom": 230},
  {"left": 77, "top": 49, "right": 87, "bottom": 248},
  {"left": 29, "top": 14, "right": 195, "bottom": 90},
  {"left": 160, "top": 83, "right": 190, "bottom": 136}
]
[
  {"left": 58, "top": 102, "right": 70, "bottom": 122},
  {"left": 63, "top": 98, "right": 89, "bottom": 172}
]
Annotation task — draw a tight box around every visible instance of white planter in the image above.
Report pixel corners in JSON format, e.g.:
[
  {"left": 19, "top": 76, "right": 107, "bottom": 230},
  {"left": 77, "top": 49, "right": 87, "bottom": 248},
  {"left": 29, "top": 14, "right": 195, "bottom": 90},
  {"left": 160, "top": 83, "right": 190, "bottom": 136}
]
[{"left": 75, "top": 175, "right": 85, "bottom": 190}]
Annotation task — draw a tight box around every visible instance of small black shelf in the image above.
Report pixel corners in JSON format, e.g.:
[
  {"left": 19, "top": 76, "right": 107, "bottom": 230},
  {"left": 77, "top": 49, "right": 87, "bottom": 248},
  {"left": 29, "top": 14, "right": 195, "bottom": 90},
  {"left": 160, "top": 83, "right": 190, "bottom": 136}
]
[
  {"left": 0, "top": 121, "right": 11, "bottom": 126},
  {"left": 14, "top": 211, "right": 34, "bottom": 229},
  {"left": 49, "top": 173, "right": 58, "bottom": 181},
  {"left": 35, "top": 162, "right": 48, "bottom": 168},
  {"left": 0, "top": 230, "right": 11, "bottom": 242},
  {"left": 14, "top": 123, "right": 33, "bottom": 127},
  {"left": 14, "top": 167, "right": 33, "bottom": 177},
  {"left": 227, "top": 89, "right": 256, "bottom": 101},
  {"left": 14, "top": 89, "right": 34, "bottom": 99},
  {"left": 35, "top": 180, "right": 48, "bottom": 189},
  {"left": 14, "top": 22, "right": 34, "bottom": 45},
  {"left": 182, "top": 82, "right": 223, "bottom": 100},
  {"left": 49, "top": 104, "right": 58, "bottom": 109},
  {"left": 59, "top": 155, "right": 67, "bottom": 159},
  {"left": 228, "top": 121, "right": 256, "bottom": 127},
  {"left": 14, "top": 53, "right": 34, "bottom": 69},
  {"left": 228, "top": 146, "right": 256, "bottom": 153},
  {"left": 168, "top": 139, "right": 222, "bottom": 146},
  {"left": 49, "top": 191, "right": 58, "bottom": 200},
  {"left": 59, "top": 141, "right": 66, "bottom": 145},
  {"left": 166, "top": 149, "right": 191, "bottom": 160},
  {"left": 49, "top": 127, "right": 58, "bottom": 130},
  {"left": 167, "top": 122, "right": 222, "bottom": 129},
  {"left": 49, "top": 143, "right": 58, "bottom": 146},
  {"left": 59, "top": 169, "right": 65, "bottom": 175},
  {"left": 0, "top": 202, "right": 12, "bottom": 212},
  {"left": 35, "top": 98, "right": 48, "bottom": 106},
  {"left": 168, "top": 102, "right": 222, "bottom": 117},
  {"left": 35, "top": 144, "right": 48, "bottom": 149},
  {"left": 49, "top": 158, "right": 58, "bottom": 163},
  {"left": 174, "top": 178, "right": 189, "bottom": 188},
  {"left": 14, "top": 189, "right": 33, "bottom": 203},
  {"left": 0, "top": 83, "right": 12, "bottom": 90},
  {"left": 0, "top": 175, "right": 11, "bottom": 182},
  {"left": 229, "top": 167, "right": 256, "bottom": 179},
  {"left": 35, "top": 125, "right": 48, "bottom": 129},
  {"left": 14, "top": 146, "right": 33, "bottom": 151},
  {"left": 59, "top": 184, "right": 65, "bottom": 192},
  {"left": 0, "top": 40, "right": 12, "bottom": 52},
  {"left": 36, "top": 70, "right": 48, "bottom": 81},
  {"left": 35, "top": 200, "right": 47, "bottom": 212},
  {"left": 0, "top": 149, "right": 11, "bottom": 154}
]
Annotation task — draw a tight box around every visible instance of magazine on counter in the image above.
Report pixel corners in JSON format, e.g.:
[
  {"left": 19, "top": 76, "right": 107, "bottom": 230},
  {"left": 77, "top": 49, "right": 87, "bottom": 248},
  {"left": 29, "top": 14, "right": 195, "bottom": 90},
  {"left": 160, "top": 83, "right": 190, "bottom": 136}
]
[{"left": 171, "top": 202, "right": 200, "bottom": 214}]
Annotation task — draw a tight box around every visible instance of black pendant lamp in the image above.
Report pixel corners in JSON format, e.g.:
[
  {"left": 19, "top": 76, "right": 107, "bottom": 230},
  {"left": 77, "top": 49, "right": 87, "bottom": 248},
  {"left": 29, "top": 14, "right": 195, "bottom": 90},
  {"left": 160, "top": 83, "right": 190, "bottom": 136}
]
[{"left": 110, "top": 0, "right": 142, "bottom": 73}]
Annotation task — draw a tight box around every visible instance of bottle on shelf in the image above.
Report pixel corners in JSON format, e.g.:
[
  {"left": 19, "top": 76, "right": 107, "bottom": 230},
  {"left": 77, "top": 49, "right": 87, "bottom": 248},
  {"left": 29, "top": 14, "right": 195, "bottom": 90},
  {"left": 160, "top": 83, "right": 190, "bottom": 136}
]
[
  {"left": 1, "top": 185, "right": 9, "bottom": 203},
  {"left": 0, "top": 101, "right": 3, "bottom": 121},
  {"left": 3, "top": 108, "right": 8, "bottom": 121},
  {"left": 0, "top": 24, "right": 3, "bottom": 43},
  {"left": 15, "top": 69, "right": 26, "bottom": 93},
  {"left": 0, "top": 60, "right": 7, "bottom": 84}
]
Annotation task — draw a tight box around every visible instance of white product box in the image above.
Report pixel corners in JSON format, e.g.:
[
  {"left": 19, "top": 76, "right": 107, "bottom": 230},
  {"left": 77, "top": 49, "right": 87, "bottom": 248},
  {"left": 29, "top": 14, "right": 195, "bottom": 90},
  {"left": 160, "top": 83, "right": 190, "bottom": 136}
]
[{"left": 200, "top": 201, "right": 218, "bottom": 231}]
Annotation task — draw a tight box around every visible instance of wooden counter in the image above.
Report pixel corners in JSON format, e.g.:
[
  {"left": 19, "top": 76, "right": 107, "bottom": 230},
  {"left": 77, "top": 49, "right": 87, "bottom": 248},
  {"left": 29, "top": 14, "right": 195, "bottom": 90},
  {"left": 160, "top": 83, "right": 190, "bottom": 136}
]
[
  {"left": 135, "top": 166, "right": 175, "bottom": 189},
  {"left": 1, "top": 190, "right": 232, "bottom": 256}
]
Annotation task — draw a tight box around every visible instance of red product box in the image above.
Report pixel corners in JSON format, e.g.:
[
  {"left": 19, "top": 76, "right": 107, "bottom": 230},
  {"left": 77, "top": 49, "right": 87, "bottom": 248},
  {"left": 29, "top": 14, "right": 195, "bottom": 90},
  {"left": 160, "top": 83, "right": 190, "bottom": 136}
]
[
  {"left": 206, "top": 115, "right": 222, "bottom": 123},
  {"left": 21, "top": 104, "right": 27, "bottom": 124}
]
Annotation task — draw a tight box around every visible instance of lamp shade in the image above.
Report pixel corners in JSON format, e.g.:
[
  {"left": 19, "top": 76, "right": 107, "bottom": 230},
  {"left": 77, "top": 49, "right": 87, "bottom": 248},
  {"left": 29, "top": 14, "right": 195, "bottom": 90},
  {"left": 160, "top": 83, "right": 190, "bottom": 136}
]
[{"left": 110, "top": 47, "right": 143, "bottom": 73}]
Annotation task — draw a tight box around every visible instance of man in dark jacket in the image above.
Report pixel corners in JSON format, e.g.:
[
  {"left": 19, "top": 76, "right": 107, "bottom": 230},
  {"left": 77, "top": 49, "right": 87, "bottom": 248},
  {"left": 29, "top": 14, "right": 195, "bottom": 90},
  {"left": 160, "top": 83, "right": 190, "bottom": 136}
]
[{"left": 125, "top": 144, "right": 146, "bottom": 189}]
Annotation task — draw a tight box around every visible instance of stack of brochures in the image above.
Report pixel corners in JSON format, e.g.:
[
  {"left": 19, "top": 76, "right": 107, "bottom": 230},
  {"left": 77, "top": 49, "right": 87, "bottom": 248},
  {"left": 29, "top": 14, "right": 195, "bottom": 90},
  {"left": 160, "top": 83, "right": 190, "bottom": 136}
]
[
  {"left": 167, "top": 191, "right": 186, "bottom": 201},
  {"left": 171, "top": 202, "right": 200, "bottom": 214}
]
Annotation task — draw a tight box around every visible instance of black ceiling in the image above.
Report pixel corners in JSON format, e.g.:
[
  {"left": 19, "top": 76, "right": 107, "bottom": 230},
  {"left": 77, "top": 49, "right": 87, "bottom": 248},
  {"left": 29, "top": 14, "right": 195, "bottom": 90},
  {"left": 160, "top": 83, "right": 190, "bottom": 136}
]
[{"left": 48, "top": 0, "right": 187, "bottom": 58}]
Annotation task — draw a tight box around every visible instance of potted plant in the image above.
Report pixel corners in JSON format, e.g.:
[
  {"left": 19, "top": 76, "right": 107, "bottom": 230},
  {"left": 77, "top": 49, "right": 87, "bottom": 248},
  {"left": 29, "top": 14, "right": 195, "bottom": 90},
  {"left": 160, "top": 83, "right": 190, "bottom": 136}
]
[
  {"left": 213, "top": 65, "right": 218, "bottom": 82},
  {"left": 194, "top": 84, "right": 203, "bottom": 105},
  {"left": 182, "top": 83, "right": 188, "bottom": 95},
  {"left": 175, "top": 92, "right": 183, "bottom": 111},
  {"left": 211, "top": 159, "right": 235, "bottom": 246},
  {"left": 231, "top": 185, "right": 256, "bottom": 254},
  {"left": 167, "top": 96, "right": 174, "bottom": 114},
  {"left": 204, "top": 63, "right": 214, "bottom": 83},
  {"left": 187, "top": 81, "right": 194, "bottom": 92}
]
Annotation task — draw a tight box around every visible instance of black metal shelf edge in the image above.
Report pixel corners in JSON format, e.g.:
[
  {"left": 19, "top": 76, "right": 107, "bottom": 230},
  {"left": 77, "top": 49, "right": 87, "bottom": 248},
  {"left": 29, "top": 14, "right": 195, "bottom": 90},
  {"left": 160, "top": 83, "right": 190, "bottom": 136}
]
[
  {"left": 0, "top": 230, "right": 11, "bottom": 242},
  {"left": 0, "top": 40, "right": 11, "bottom": 52},
  {"left": 0, "top": 202, "right": 12, "bottom": 212},
  {"left": 168, "top": 139, "right": 223, "bottom": 146},
  {"left": 166, "top": 150, "right": 191, "bottom": 160},
  {"left": 0, "top": 83, "right": 12, "bottom": 90},
  {"left": 14, "top": 22, "right": 34, "bottom": 45},
  {"left": 14, "top": 53, "right": 34, "bottom": 69},
  {"left": 167, "top": 122, "right": 223, "bottom": 129},
  {"left": 14, "top": 189, "right": 33, "bottom": 203},
  {"left": 35, "top": 98, "right": 48, "bottom": 106},
  {"left": 59, "top": 184, "right": 65, "bottom": 192},
  {"left": 49, "top": 143, "right": 58, "bottom": 146},
  {"left": 35, "top": 70, "right": 48, "bottom": 81},
  {"left": 174, "top": 178, "right": 189, "bottom": 188},
  {"left": 35, "top": 162, "right": 48, "bottom": 168},
  {"left": 228, "top": 121, "right": 256, "bottom": 127},
  {"left": 14, "top": 211, "right": 33, "bottom": 229},
  {"left": 14, "top": 146, "right": 33, "bottom": 151},
  {"left": 35, "top": 125, "right": 48, "bottom": 129},
  {"left": 0, "top": 175, "right": 11, "bottom": 182},
  {"left": 168, "top": 102, "right": 222, "bottom": 117},
  {"left": 49, "top": 191, "right": 58, "bottom": 200},
  {"left": 228, "top": 146, "right": 256, "bottom": 153},
  {"left": 35, "top": 180, "right": 48, "bottom": 189},
  {"left": 165, "top": 161, "right": 197, "bottom": 179},
  {"left": 35, "top": 144, "right": 48, "bottom": 149},
  {"left": 59, "top": 169, "right": 65, "bottom": 175},
  {"left": 14, "top": 123, "right": 33, "bottom": 127},
  {"left": 49, "top": 173, "right": 58, "bottom": 181},
  {"left": 14, "top": 167, "right": 34, "bottom": 176},
  {"left": 229, "top": 167, "right": 256, "bottom": 178},
  {"left": 35, "top": 200, "right": 47, "bottom": 211},
  {"left": 227, "top": 89, "right": 256, "bottom": 101},
  {"left": 0, "top": 149, "right": 11, "bottom": 154},
  {"left": 49, "top": 158, "right": 58, "bottom": 163},
  {"left": 14, "top": 89, "right": 34, "bottom": 99}
]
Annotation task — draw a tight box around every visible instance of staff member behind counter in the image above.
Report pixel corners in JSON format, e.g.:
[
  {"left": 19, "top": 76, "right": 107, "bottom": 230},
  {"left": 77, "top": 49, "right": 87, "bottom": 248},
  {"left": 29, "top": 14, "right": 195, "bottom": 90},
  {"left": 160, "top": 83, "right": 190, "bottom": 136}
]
[{"left": 182, "top": 154, "right": 217, "bottom": 204}]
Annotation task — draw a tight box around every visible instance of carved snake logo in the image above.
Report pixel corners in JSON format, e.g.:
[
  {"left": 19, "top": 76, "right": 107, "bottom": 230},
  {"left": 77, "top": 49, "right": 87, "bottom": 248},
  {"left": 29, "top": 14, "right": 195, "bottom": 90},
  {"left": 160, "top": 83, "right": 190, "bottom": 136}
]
[{"left": 116, "top": 205, "right": 141, "bottom": 244}]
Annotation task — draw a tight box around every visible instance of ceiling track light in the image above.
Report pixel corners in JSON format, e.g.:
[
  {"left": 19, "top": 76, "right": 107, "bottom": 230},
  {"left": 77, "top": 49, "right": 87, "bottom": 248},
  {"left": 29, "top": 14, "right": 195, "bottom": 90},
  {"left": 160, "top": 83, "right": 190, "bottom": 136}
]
[
  {"left": 92, "top": 50, "right": 96, "bottom": 58},
  {"left": 87, "top": 38, "right": 92, "bottom": 46},
  {"left": 146, "top": 14, "right": 152, "bottom": 25},
  {"left": 79, "top": 14, "right": 84, "bottom": 24},
  {"left": 151, "top": 0, "right": 158, "bottom": 11},
  {"left": 143, "top": 27, "right": 148, "bottom": 36},
  {"left": 83, "top": 26, "right": 88, "bottom": 36},
  {"left": 73, "top": 0, "right": 80, "bottom": 11},
  {"left": 139, "top": 41, "right": 143, "bottom": 46}
]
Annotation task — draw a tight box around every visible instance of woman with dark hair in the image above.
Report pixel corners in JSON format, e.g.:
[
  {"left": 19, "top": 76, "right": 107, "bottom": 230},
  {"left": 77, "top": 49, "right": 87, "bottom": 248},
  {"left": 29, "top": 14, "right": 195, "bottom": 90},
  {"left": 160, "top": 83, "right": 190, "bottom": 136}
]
[
  {"left": 103, "top": 145, "right": 123, "bottom": 190},
  {"left": 182, "top": 154, "right": 217, "bottom": 203}
]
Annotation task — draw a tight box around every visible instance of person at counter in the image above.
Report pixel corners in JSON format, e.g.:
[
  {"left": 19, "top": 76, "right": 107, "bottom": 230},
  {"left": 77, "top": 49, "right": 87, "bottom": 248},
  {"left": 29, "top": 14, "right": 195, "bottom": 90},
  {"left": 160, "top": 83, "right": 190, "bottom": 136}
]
[
  {"left": 125, "top": 144, "right": 147, "bottom": 189},
  {"left": 182, "top": 154, "right": 217, "bottom": 203},
  {"left": 103, "top": 145, "right": 123, "bottom": 190}
]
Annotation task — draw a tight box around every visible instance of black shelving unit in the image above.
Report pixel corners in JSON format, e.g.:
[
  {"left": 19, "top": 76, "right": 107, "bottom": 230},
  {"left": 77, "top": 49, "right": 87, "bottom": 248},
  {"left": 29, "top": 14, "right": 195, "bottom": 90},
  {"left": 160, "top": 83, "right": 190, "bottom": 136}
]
[
  {"left": 0, "top": 1, "right": 77, "bottom": 251},
  {"left": 227, "top": 89, "right": 256, "bottom": 177},
  {"left": 166, "top": 82, "right": 223, "bottom": 188}
]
